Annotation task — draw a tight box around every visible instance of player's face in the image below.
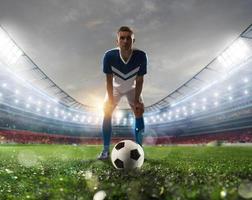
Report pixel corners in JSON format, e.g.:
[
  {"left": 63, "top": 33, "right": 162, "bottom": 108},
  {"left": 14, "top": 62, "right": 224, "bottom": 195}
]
[{"left": 117, "top": 31, "right": 135, "bottom": 51}]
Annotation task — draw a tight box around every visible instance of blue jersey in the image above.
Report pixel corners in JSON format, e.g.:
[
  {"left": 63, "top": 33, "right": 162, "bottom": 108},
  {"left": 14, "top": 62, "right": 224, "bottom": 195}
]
[{"left": 103, "top": 47, "right": 147, "bottom": 93}]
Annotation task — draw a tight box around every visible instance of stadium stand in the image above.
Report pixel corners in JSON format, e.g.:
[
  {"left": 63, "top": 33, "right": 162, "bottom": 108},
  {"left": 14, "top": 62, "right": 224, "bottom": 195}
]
[{"left": 1, "top": 24, "right": 252, "bottom": 145}]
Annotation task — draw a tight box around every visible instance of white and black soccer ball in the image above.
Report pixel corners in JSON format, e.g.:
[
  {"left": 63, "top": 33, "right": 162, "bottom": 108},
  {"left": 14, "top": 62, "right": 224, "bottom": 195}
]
[{"left": 111, "top": 140, "right": 144, "bottom": 170}]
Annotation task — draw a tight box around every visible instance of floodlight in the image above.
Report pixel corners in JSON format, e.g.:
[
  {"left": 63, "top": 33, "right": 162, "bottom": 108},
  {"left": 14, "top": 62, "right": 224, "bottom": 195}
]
[
  {"left": 218, "top": 38, "right": 249, "bottom": 68},
  {"left": 144, "top": 118, "right": 148, "bottom": 124},
  {"left": 123, "top": 120, "right": 127, "bottom": 125},
  {"left": 0, "top": 28, "right": 23, "bottom": 64},
  {"left": 87, "top": 117, "right": 92, "bottom": 123},
  {"left": 214, "top": 92, "right": 219, "bottom": 97}
]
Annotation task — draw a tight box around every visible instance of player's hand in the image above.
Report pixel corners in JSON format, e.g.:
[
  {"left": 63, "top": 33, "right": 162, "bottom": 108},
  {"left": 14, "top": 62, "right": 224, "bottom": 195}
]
[{"left": 133, "top": 100, "right": 144, "bottom": 117}]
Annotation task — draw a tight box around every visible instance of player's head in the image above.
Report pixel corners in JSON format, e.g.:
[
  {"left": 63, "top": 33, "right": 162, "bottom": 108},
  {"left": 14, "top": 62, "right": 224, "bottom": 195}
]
[{"left": 116, "top": 26, "right": 135, "bottom": 51}]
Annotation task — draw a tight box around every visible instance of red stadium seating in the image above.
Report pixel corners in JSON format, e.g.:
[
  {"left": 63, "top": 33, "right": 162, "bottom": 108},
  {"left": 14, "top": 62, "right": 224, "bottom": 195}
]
[{"left": 0, "top": 128, "right": 252, "bottom": 145}]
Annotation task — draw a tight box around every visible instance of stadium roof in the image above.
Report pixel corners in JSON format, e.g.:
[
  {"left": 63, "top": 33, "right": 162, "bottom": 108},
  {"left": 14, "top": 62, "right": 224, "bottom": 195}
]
[{"left": 0, "top": 24, "right": 252, "bottom": 115}]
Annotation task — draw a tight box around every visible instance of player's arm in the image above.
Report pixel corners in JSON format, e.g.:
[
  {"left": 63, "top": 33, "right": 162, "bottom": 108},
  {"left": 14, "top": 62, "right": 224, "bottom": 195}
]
[
  {"left": 103, "top": 52, "right": 114, "bottom": 104},
  {"left": 135, "top": 75, "right": 144, "bottom": 103},
  {"left": 106, "top": 74, "right": 113, "bottom": 103},
  {"left": 133, "top": 52, "right": 147, "bottom": 117},
  {"left": 104, "top": 74, "right": 114, "bottom": 115},
  {"left": 134, "top": 75, "right": 144, "bottom": 117},
  {"left": 135, "top": 52, "right": 147, "bottom": 103}
]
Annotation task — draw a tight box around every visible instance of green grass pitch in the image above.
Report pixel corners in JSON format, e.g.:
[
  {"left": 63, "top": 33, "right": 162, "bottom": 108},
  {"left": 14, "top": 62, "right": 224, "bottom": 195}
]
[{"left": 0, "top": 144, "right": 252, "bottom": 200}]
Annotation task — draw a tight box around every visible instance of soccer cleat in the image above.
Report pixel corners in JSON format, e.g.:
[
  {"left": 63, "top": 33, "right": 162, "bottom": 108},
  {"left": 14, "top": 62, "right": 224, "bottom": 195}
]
[{"left": 97, "top": 150, "right": 110, "bottom": 160}]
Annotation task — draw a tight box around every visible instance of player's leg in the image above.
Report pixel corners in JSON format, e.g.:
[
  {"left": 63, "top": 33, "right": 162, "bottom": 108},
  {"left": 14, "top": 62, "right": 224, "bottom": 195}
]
[
  {"left": 101, "top": 102, "right": 115, "bottom": 152},
  {"left": 98, "top": 101, "right": 116, "bottom": 160},
  {"left": 133, "top": 105, "right": 144, "bottom": 146},
  {"left": 126, "top": 90, "right": 145, "bottom": 146},
  {"left": 98, "top": 90, "right": 121, "bottom": 160}
]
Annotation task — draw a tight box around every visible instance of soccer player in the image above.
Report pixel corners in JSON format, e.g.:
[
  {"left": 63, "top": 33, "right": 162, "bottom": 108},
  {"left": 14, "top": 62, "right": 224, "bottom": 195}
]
[{"left": 98, "top": 26, "right": 148, "bottom": 160}]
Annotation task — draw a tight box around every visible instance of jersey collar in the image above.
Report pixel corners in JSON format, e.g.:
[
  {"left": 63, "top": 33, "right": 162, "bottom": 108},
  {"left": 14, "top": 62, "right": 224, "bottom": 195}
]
[{"left": 118, "top": 47, "right": 134, "bottom": 65}]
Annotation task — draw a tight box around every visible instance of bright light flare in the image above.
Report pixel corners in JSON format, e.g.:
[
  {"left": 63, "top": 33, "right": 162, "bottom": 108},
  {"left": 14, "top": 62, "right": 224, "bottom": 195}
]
[
  {"left": 218, "top": 38, "right": 250, "bottom": 68},
  {"left": 227, "top": 86, "right": 232, "bottom": 91},
  {"left": 115, "top": 110, "right": 123, "bottom": 120},
  {"left": 0, "top": 27, "right": 23, "bottom": 64},
  {"left": 91, "top": 97, "right": 105, "bottom": 117}
]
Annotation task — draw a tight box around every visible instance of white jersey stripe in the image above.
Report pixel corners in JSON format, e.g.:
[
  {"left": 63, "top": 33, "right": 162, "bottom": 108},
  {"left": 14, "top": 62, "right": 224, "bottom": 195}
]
[{"left": 111, "top": 66, "right": 140, "bottom": 79}]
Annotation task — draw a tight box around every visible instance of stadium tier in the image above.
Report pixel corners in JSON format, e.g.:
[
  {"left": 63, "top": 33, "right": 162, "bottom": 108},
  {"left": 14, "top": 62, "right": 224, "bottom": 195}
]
[{"left": 0, "top": 24, "right": 252, "bottom": 144}]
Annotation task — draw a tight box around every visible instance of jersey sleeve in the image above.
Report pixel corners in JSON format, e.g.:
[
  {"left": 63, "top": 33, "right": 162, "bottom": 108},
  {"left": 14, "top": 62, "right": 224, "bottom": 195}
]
[
  {"left": 137, "top": 52, "right": 147, "bottom": 76},
  {"left": 103, "top": 52, "right": 112, "bottom": 74}
]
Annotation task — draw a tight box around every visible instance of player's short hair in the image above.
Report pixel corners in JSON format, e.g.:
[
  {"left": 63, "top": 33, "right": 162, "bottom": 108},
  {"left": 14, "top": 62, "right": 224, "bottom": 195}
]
[
  {"left": 117, "top": 26, "right": 135, "bottom": 39},
  {"left": 117, "top": 26, "right": 134, "bottom": 34}
]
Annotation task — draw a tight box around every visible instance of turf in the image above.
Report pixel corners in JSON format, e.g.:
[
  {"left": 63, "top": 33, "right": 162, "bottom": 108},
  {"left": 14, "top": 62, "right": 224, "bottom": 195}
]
[{"left": 0, "top": 144, "right": 252, "bottom": 200}]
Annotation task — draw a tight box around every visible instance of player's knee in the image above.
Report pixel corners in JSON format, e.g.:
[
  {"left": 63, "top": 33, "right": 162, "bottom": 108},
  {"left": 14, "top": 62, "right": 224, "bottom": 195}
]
[
  {"left": 134, "top": 112, "right": 143, "bottom": 118},
  {"left": 103, "top": 104, "right": 114, "bottom": 117},
  {"left": 104, "top": 109, "right": 113, "bottom": 117},
  {"left": 133, "top": 106, "right": 144, "bottom": 118}
]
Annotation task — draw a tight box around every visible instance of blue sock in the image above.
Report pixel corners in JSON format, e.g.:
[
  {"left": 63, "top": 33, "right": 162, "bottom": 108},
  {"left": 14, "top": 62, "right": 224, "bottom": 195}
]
[
  {"left": 135, "top": 117, "right": 144, "bottom": 146},
  {"left": 102, "top": 115, "right": 112, "bottom": 152}
]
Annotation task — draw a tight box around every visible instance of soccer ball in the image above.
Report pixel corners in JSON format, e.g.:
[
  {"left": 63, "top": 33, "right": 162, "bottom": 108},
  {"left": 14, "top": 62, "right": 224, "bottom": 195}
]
[{"left": 111, "top": 140, "right": 144, "bottom": 170}]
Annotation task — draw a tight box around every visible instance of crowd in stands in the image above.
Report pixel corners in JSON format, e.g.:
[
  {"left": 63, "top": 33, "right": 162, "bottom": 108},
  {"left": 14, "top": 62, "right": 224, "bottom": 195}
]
[
  {"left": 1, "top": 128, "right": 251, "bottom": 145},
  {"left": 150, "top": 129, "right": 252, "bottom": 145}
]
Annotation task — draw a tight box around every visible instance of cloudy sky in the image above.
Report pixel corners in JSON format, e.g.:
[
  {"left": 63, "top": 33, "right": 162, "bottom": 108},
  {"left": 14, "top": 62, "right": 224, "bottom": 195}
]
[{"left": 0, "top": 0, "right": 252, "bottom": 108}]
